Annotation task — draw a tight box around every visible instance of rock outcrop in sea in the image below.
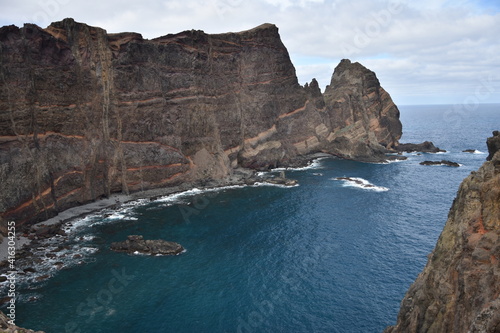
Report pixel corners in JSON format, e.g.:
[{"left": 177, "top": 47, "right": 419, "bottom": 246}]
[
  {"left": 0, "top": 19, "right": 402, "bottom": 228},
  {"left": 396, "top": 141, "right": 446, "bottom": 153},
  {"left": 419, "top": 160, "right": 460, "bottom": 167},
  {"left": 110, "top": 235, "right": 184, "bottom": 256},
  {"left": 385, "top": 131, "right": 500, "bottom": 333}
]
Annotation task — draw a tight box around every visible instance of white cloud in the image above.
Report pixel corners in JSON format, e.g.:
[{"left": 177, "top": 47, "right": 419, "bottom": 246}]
[{"left": 0, "top": 0, "right": 499, "bottom": 104}]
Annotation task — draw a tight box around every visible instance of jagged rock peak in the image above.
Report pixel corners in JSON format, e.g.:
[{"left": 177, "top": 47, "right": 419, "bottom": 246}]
[
  {"left": 326, "top": 58, "right": 380, "bottom": 92},
  {"left": 323, "top": 58, "right": 402, "bottom": 151},
  {"left": 487, "top": 130, "right": 500, "bottom": 161}
]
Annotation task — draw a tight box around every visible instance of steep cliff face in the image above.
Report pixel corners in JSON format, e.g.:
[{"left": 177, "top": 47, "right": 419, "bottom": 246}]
[
  {"left": 323, "top": 59, "right": 402, "bottom": 160},
  {"left": 385, "top": 132, "right": 500, "bottom": 333},
  {"left": 0, "top": 19, "right": 401, "bottom": 227}
]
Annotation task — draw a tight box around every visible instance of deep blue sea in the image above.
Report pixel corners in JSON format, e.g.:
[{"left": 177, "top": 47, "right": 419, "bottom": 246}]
[{"left": 8, "top": 104, "right": 500, "bottom": 332}]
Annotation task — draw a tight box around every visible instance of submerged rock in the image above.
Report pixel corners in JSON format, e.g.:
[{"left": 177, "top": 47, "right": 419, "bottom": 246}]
[
  {"left": 110, "top": 235, "right": 184, "bottom": 256},
  {"left": 419, "top": 160, "right": 460, "bottom": 167}
]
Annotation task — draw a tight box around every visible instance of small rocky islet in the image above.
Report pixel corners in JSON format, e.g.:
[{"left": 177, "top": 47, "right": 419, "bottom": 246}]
[
  {"left": 419, "top": 160, "right": 461, "bottom": 167},
  {"left": 110, "top": 235, "right": 184, "bottom": 256}
]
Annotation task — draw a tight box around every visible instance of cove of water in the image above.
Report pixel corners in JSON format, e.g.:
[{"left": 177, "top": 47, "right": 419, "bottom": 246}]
[{"left": 8, "top": 104, "right": 500, "bottom": 332}]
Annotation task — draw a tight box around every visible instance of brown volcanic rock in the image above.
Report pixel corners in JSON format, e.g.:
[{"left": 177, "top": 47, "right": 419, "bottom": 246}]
[
  {"left": 487, "top": 130, "right": 500, "bottom": 161},
  {"left": 396, "top": 141, "right": 445, "bottom": 153},
  {"left": 0, "top": 19, "right": 402, "bottom": 227},
  {"left": 323, "top": 59, "right": 402, "bottom": 161},
  {"left": 385, "top": 131, "right": 500, "bottom": 333}
]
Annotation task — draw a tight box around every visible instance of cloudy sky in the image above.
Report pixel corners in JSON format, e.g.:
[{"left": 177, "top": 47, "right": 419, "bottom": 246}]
[{"left": 1, "top": 0, "right": 499, "bottom": 105}]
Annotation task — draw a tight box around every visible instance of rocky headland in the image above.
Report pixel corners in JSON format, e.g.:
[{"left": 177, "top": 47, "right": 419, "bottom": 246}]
[
  {"left": 0, "top": 18, "right": 407, "bottom": 230},
  {"left": 385, "top": 131, "right": 500, "bottom": 333}
]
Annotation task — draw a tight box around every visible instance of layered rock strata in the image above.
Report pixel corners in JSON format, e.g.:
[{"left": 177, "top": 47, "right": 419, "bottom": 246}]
[
  {"left": 0, "top": 19, "right": 402, "bottom": 228},
  {"left": 385, "top": 131, "right": 500, "bottom": 333}
]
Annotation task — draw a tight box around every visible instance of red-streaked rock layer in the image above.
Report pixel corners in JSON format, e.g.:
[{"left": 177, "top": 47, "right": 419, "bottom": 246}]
[{"left": 0, "top": 19, "right": 401, "bottom": 227}]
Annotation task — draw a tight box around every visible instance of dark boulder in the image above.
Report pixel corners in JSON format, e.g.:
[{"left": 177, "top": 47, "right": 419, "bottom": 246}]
[
  {"left": 395, "top": 141, "right": 445, "bottom": 153},
  {"left": 420, "top": 160, "right": 460, "bottom": 167},
  {"left": 110, "top": 235, "right": 184, "bottom": 256}
]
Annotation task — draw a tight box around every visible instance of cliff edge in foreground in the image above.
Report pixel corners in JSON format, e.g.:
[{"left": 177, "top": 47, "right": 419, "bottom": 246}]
[
  {"left": 385, "top": 131, "right": 500, "bottom": 333},
  {"left": 0, "top": 19, "right": 402, "bottom": 227}
]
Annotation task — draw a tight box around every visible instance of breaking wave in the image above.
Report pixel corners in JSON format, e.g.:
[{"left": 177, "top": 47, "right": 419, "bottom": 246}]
[{"left": 333, "top": 177, "right": 389, "bottom": 192}]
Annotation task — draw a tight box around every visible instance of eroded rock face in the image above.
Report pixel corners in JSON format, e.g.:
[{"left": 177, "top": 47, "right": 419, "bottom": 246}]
[
  {"left": 385, "top": 131, "right": 500, "bottom": 333},
  {"left": 0, "top": 19, "right": 402, "bottom": 227},
  {"left": 323, "top": 59, "right": 402, "bottom": 160}
]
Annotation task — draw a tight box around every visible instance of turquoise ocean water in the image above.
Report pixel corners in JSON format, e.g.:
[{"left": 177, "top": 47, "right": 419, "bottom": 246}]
[{"left": 6, "top": 104, "right": 500, "bottom": 332}]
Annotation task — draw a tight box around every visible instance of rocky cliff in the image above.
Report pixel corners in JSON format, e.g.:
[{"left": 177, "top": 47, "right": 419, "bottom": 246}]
[
  {"left": 385, "top": 131, "right": 500, "bottom": 333},
  {"left": 0, "top": 18, "right": 402, "bottom": 227}
]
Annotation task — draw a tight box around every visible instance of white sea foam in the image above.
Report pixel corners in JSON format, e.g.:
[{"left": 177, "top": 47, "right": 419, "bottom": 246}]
[
  {"left": 333, "top": 177, "right": 389, "bottom": 192},
  {"left": 62, "top": 214, "right": 101, "bottom": 234},
  {"left": 154, "top": 184, "right": 247, "bottom": 205},
  {"left": 1, "top": 240, "right": 102, "bottom": 292},
  {"left": 80, "top": 246, "right": 99, "bottom": 254},
  {"left": 271, "top": 157, "right": 328, "bottom": 172},
  {"left": 385, "top": 158, "right": 406, "bottom": 164},
  {"left": 155, "top": 188, "right": 203, "bottom": 203},
  {"left": 252, "top": 182, "right": 299, "bottom": 189},
  {"left": 105, "top": 212, "right": 127, "bottom": 220}
]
